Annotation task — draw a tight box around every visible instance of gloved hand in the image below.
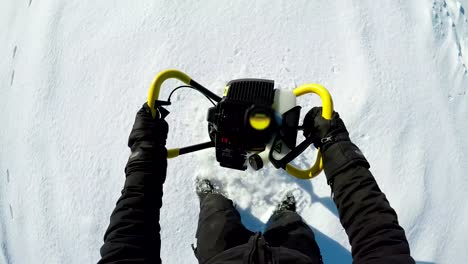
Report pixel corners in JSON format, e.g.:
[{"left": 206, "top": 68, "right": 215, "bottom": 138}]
[
  {"left": 128, "top": 103, "right": 169, "bottom": 149},
  {"left": 302, "top": 107, "right": 350, "bottom": 152},
  {"left": 303, "top": 107, "right": 369, "bottom": 184},
  {"left": 125, "top": 103, "right": 169, "bottom": 183}
]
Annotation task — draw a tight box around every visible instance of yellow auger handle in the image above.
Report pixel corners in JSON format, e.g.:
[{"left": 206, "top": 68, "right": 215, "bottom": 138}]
[
  {"left": 285, "top": 84, "right": 334, "bottom": 180},
  {"left": 147, "top": 69, "right": 192, "bottom": 118},
  {"left": 147, "top": 69, "right": 192, "bottom": 158}
]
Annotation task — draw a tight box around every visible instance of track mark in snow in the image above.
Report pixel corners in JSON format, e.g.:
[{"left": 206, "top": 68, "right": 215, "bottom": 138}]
[
  {"left": 10, "top": 71, "right": 15, "bottom": 86},
  {"left": 9, "top": 205, "right": 13, "bottom": 219},
  {"left": 6, "top": 169, "right": 9, "bottom": 183},
  {"left": 1, "top": 242, "right": 12, "bottom": 264},
  {"left": 227, "top": 48, "right": 242, "bottom": 63},
  {"left": 433, "top": 0, "right": 468, "bottom": 74},
  {"left": 29, "top": 0, "right": 32, "bottom": 7},
  {"left": 11, "top": 46, "right": 17, "bottom": 86},
  {"left": 331, "top": 65, "right": 341, "bottom": 74}
]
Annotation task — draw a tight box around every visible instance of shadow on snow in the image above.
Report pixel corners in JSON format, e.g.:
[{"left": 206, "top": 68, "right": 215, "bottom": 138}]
[{"left": 236, "top": 170, "right": 433, "bottom": 264}]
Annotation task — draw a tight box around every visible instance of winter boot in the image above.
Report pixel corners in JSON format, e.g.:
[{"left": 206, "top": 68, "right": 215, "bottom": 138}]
[
  {"left": 274, "top": 192, "right": 296, "bottom": 214},
  {"left": 196, "top": 179, "right": 215, "bottom": 202}
]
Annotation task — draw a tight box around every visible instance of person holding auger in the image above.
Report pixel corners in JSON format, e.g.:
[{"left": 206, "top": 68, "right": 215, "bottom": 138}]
[{"left": 98, "top": 103, "right": 414, "bottom": 264}]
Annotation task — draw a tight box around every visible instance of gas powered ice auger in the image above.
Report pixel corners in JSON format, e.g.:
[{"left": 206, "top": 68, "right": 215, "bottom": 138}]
[{"left": 147, "top": 69, "right": 333, "bottom": 180}]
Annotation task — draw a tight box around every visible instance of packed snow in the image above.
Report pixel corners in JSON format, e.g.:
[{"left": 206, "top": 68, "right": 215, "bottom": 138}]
[{"left": 1, "top": 0, "right": 467, "bottom": 263}]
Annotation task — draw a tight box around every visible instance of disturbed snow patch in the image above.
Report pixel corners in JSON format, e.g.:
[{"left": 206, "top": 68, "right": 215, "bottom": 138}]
[{"left": 433, "top": 0, "right": 468, "bottom": 73}]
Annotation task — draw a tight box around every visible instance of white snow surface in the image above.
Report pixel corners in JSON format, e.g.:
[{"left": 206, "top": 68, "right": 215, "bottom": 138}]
[{"left": 1, "top": 0, "right": 467, "bottom": 263}]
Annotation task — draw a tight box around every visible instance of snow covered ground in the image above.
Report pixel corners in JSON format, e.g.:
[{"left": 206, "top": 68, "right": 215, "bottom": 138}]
[{"left": 1, "top": 0, "right": 467, "bottom": 263}]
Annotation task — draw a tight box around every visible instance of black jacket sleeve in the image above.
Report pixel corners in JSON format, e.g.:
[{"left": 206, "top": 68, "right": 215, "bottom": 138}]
[
  {"left": 322, "top": 141, "right": 415, "bottom": 264},
  {"left": 98, "top": 141, "right": 167, "bottom": 264}
]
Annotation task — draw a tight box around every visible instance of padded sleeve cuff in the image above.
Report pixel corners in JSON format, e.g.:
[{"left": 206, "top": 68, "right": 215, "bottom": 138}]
[
  {"left": 322, "top": 141, "right": 370, "bottom": 184},
  {"left": 124, "top": 141, "right": 167, "bottom": 186}
]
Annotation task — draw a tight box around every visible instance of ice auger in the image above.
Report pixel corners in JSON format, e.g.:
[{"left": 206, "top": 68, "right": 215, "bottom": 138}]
[{"left": 147, "top": 69, "right": 333, "bottom": 179}]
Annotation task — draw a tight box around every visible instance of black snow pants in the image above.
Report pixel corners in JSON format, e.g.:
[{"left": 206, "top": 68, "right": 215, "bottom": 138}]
[{"left": 194, "top": 193, "right": 323, "bottom": 264}]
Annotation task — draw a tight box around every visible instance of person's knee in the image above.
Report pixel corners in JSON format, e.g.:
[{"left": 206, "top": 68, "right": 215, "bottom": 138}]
[
  {"left": 201, "top": 193, "right": 233, "bottom": 211},
  {"left": 270, "top": 211, "right": 302, "bottom": 225},
  {"left": 265, "top": 211, "right": 304, "bottom": 233}
]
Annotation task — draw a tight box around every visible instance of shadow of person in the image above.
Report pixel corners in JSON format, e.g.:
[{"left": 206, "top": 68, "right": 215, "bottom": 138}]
[
  {"left": 236, "top": 168, "right": 353, "bottom": 263},
  {"left": 314, "top": 229, "right": 352, "bottom": 263},
  {"left": 236, "top": 169, "right": 434, "bottom": 264},
  {"left": 237, "top": 205, "right": 353, "bottom": 263},
  {"left": 282, "top": 170, "right": 339, "bottom": 217}
]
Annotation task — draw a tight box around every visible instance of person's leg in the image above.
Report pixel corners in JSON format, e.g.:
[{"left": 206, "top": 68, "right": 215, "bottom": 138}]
[
  {"left": 195, "top": 193, "right": 254, "bottom": 263},
  {"left": 264, "top": 206, "right": 323, "bottom": 263}
]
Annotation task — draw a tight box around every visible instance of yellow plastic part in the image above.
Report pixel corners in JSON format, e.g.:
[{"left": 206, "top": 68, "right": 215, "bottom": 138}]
[
  {"left": 167, "top": 148, "right": 180, "bottom": 159},
  {"left": 147, "top": 69, "right": 191, "bottom": 118},
  {"left": 249, "top": 114, "right": 271, "bottom": 131},
  {"left": 286, "top": 152, "right": 323, "bottom": 179},
  {"left": 286, "top": 84, "right": 334, "bottom": 180},
  {"left": 146, "top": 70, "right": 334, "bottom": 175},
  {"left": 147, "top": 69, "right": 192, "bottom": 158}
]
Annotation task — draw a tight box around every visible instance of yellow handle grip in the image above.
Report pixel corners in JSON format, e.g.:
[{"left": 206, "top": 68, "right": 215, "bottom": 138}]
[
  {"left": 147, "top": 69, "right": 192, "bottom": 158},
  {"left": 147, "top": 69, "right": 192, "bottom": 118},
  {"left": 147, "top": 70, "right": 334, "bottom": 174},
  {"left": 285, "top": 84, "right": 334, "bottom": 179}
]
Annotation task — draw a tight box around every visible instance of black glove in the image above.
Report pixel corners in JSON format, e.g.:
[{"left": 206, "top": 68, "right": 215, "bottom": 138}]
[
  {"left": 303, "top": 107, "right": 369, "bottom": 184},
  {"left": 128, "top": 103, "right": 169, "bottom": 149},
  {"left": 125, "top": 103, "right": 169, "bottom": 183},
  {"left": 302, "top": 107, "right": 350, "bottom": 152},
  {"left": 125, "top": 103, "right": 169, "bottom": 194}
]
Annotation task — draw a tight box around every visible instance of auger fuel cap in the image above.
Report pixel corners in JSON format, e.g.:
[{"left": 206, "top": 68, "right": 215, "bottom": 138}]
[{"left": 248, "top": 112, "right": 271, "bottom": 131}]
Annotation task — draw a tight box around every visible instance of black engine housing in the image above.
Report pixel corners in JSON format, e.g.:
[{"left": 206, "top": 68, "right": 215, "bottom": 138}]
[{"left": 207, "top": 79, "right": 276, "bottom": 170}]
